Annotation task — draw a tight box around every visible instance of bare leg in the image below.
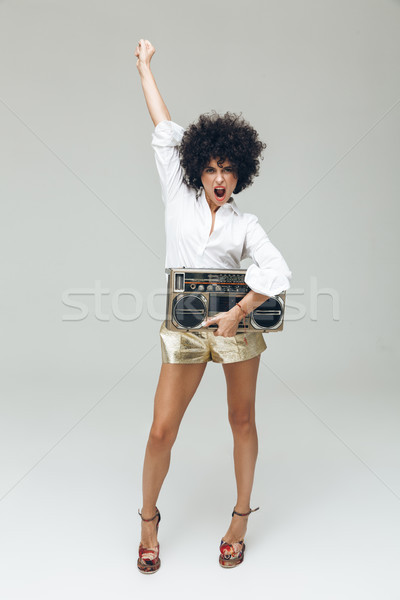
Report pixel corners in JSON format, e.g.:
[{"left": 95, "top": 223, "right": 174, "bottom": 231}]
[
  {"left": 221, "top": 354, "right": 260, "bottom": 544},
  {"left": 140, "top": 362, "right": 207, "bottom": 547}
]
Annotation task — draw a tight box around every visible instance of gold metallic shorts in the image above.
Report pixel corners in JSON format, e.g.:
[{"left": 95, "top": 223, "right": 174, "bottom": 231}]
[{"left": 159, "top": 320, "right": 267, "bottom": 364}]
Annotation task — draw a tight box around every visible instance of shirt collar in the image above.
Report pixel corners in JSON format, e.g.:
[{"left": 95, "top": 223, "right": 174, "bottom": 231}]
[{"left": 225, "top": 197, "right": 242, "bottom": 215}]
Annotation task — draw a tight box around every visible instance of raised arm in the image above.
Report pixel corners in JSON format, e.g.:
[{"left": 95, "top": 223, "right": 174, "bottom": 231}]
[{"left": 134, "top": 39, "right": 171, "bottom": 127}]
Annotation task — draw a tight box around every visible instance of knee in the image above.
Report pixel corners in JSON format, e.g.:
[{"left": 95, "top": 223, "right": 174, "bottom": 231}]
[
  {"left": 228, "top": 409, "right": 256, "bottom": 436},
  {"left": 148, "top": 423, "right": 177, "bottom": 450}
]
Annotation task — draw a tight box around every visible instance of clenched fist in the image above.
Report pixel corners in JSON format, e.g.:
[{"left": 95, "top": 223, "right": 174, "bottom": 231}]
[{"left": 134, "top": 39, "right": 155, "bottom": 73}]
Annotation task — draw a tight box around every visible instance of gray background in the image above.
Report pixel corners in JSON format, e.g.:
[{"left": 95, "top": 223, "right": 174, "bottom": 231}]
[{"left": 1, "top": 0, "right": 399, "bottom": 598}]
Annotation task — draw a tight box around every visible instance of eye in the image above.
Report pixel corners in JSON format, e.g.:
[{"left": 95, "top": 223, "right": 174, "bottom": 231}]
[
  {"left": 205, "top": 167, "right": 214, "bottom": 173},
  {"left": 224, "top": 167, "right": 233, "bottom": 172}
]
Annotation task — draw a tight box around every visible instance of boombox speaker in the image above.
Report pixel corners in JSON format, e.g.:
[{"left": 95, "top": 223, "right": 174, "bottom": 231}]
[{"left": 165, "top": 268, "right": 286, "bottom": 333}]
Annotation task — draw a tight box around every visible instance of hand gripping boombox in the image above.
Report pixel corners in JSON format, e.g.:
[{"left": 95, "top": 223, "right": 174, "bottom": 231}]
[{"left": 165, "top": 268, "right": 286, "bottom": 333}]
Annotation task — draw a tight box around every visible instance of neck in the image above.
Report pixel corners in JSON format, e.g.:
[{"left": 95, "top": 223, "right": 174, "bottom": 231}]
[{"left": 204, "top": 191, "right": 221, "bottom": 213}]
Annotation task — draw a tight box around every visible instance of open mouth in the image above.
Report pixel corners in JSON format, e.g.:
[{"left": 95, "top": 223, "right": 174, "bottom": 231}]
[{"left": 214, "top": 187, "right": 226, "bottom": 201}]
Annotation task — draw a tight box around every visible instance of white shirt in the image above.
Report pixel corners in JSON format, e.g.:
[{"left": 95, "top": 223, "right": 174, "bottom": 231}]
[{"left": 152, "top": 120, "right": 292, "bottom": 297}]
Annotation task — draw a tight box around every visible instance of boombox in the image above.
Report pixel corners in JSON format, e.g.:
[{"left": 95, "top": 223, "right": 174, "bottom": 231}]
[{"left": 165, "top": 268, "right": 286, "bottom": 333}]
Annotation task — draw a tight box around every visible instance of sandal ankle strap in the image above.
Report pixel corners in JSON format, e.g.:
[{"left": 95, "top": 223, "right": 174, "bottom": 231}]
[
  {"left": 138, "top": 507, "right": 160, "bottom": 522},
  {"left": 232, "top": 506, "right": 260, "bottom": 517}
]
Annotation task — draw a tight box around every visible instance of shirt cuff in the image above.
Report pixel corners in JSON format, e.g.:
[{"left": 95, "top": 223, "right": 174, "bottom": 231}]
[
  {"left": 244, "top": 263, "right": 292, "bottom": 297},
  {"left": 151, "top": 120, "right": 185, "bottom": 147}
]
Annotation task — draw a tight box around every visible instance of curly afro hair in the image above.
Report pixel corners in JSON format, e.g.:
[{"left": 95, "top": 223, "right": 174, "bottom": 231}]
[{"left": 178, "top": 111, "right": 266, "bottom": 198}]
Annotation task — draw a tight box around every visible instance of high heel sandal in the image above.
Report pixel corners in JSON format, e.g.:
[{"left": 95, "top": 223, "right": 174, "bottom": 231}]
[
  {"left": 137, "top": 507, "right": 161, "bottom": 574},
  {"left": 219, "top": 506, "right": 260, "bottom": 568}
]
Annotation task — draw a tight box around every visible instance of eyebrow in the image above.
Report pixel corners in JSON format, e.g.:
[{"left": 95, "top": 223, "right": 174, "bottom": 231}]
[{"left": 205, "top": 163, "right": 232, "bottom": 168}]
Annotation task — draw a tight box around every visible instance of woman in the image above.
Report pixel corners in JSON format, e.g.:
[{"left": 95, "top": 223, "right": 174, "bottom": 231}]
[{"left": 134, "top": 39, "right": 292, "bottom": 573}]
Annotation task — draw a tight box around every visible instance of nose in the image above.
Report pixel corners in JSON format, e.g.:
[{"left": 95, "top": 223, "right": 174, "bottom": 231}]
[{"left": 215, "top": 170, "right": 224, "bottom": 184}]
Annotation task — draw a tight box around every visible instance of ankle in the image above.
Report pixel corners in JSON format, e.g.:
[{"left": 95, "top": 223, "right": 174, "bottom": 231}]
[
  {"left": 139, "top": 505, "right": 158, "bottom": 520},
  {"left": 233, "top": 505, "right": 251, "bottom": 514}
]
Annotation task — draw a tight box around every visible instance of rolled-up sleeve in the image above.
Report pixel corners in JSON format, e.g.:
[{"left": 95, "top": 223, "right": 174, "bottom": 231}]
[
  {"left": 242, "top": 214, "right": 292, "bottom": 296},
  {"left": 151, "top": 120, "right": 186, "bottom": 204}
]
